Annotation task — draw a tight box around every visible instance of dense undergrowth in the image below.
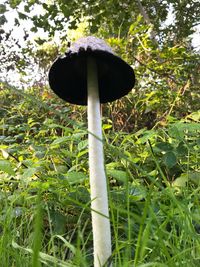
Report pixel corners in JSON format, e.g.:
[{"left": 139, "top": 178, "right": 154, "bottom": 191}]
[{"left": 0, "top": 83, "right": 200, "bottom": 266}]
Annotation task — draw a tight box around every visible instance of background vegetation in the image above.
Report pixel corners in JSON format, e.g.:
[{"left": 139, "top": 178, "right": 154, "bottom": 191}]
[{"left": 0, "top": 0, "right": 200, "bottom": 266}]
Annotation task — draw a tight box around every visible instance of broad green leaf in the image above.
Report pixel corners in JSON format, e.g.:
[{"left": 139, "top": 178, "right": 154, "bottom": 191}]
[
  {"left": 186, "top": 111, "right": 200, "bottom": 122},
  {"left": 179, "top": 122, "right": 200, "bottom": 132},
  {"left": 102, "top": 124, "right": 112, "bottom": 130},
  {"left": 63, "top": 172, "right": 87, "bottom": 184},
  {"left": 155, "top": 142, "right": 173, "bottom": 152},
  {"left": 169, "top": 122, "right": 200, "bottom": 140},
  {"left": 136, "top": 130, "right": 156, "bottom": 144},
  {"left": 77, "top": 149, "right": 88, "bottom": 158},
  {"left": 60, "top": 149, "right": 76, "bottom": 158},
  {"left": 56, "top": 165, "right": 68, "bottom": 173},
  {"left": 168, "top": 125, "right": 184, "bottom": 140},
  {"left": 72, "top": 132, "right": 86, "bottom": 140},
  {"left": 0, "top": 159, "right": 15, "bottom": 175},
  {"left": 22, "top": 167, "right": 37, "bottom": 179},
  {"left": 51, "top": 136, "right": 70, "bottom": 145},
  {"left": 188, "top": 172, "right": 200, "bottom": 185},
  {"left": 162, "top": 151, "right": 177, "bottom": 168},
  {"left": 49, "top": 210, "right": 66, "bottom": 235},
  {"left": 34, "top": 151, "right": 45, "bottom": 159},
  {"left": 129, "top": 186, "right": 146, "bottom": 201},
  {"left": 78, "top": 140, "right": 88, "bottom": 151},
  {"left": 107, "top": 169, "right": 128, "bottom": 183},
  {"left": 176, "top": 142, "right": 188, "bottom": 155},
  {"left": 172, "top": 175, "right": 188, "bottom": 188},
  {"left": 173, "top": 172, "right": 200, "bottom": 187}
]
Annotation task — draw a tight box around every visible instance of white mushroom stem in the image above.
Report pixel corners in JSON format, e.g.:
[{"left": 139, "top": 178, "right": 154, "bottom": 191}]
[{"left": 87, "top": 57, "right": 112, "bottom": 267}]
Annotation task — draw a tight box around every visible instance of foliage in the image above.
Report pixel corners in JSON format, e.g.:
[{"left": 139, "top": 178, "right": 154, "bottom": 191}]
[
  {"left": 1, "top": 0, "right": 200, "bottom": 85},
  {"left": 2, "top": 0, "right": 200, "bottom": 43},
  {"left": 1, "top": 82, "right": 200, "bottom": 266},
  {"left": 0, "top": 0, "right": 200, "bottom": 266}
]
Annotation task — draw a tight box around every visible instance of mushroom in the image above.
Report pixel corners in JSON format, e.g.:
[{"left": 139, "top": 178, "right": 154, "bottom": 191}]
[{"left": 49, "top": 36, "right": 135, "bottom": 267}]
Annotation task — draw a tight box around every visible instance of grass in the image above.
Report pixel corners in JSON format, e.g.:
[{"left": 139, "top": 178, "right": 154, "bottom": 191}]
[
  {"left": 0, "top": 88, "right": 200, "bottom": 266},
  {"left": 0, "top": 175, "right": 199, "bottom": 266}
]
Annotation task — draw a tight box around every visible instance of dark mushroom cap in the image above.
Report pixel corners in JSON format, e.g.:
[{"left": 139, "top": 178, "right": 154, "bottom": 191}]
[{"left": 49, "top": 36, "right": 135, "bottom": 105}]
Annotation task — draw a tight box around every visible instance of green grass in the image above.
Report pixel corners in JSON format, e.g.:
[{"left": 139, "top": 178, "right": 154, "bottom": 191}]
[
  {"left": 0, "top": 88, "right": 200, "bottom": 266},
  {"left": 0, "top": 174, "right": 200, "bottom": 266}
]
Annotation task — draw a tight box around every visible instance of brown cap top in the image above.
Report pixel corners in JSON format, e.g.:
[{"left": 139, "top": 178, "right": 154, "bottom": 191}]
[{"left": 49, "top": 36, "right": 135, "bottom": 105}]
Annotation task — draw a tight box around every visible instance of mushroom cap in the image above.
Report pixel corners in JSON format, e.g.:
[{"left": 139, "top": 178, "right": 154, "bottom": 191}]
[{"left": 49, "top": 36, "right": 135, "bottom": 105}]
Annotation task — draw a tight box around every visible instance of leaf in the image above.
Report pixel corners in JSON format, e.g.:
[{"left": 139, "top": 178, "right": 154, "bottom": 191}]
[
  {"left": 51, "top": 136, "right": 70, "bottom": 145},
  {"left": 12, "top": 241, "right": 75, "bottom": 267},
  {"left": 35, "top": 151, "right": 45, "bottom": 159},
  {"left": 169, "top": 122, "right": 200, "bottom": 140},
  {"left": 129, "top": 14, "right": 142, "bottom": 34},
  {"left": 1, "top": 149, "right": 9, "bottom": 159},
  {"left": 49, "top": 210, "right": 66, "bottom": 235},
  {"left": 129, "top": 186, "right": 146, "bottom": 201},
  {"left": 47, "top": 123, "right": 72, "bottom": 132},
  {"left": 162, "top": 151, "right": 177, "bottom": 168},
  {"left": 172, "top": 175, "right": 188, "bottom": 188},
  {"left": 136, "top": 130, "right": 156, "bottom": 144},
  {"left": 186, "top": 111, "right": 200, "bottom": 122},
  {"left": 22, "top": 168, "right": 37, "bottom": 179},
  {"left": 0, "top": 4, "right": 7, "bottom": 14},
  {"left": 77, "top": 150, "right": 88, "bottom": 158},
  {"left": 0, "top": 160, "right": 15, "bottom": 175},
  {"left": 55, "top": 235, "right": 76, "bottom": 254},
  {"left": 51, "top": 132, "right": 86, "bottom": 146},
  {"left": 172, "top": 172, "right": 200, "bottom": 187},
  {"left": 18, "top": 12, "right": 28, "bottom": 20},
  {"left": 180, "top": 123, "right": 200, "bottom": 132},
  {"left": 188, "top": 172, "right": 200, "bottom": 185},
  {"left": 55, "top": 165, "right": 68, "bottom": 173},
  {"left": 63, "top": 172, "right": 87, "bottom": 184},
  {"left": 155, "top": 142, "right": 174, "bottom": 152},
  {"left": 176, "top": 142, "right": 188, "bottom": 155},
  {"left": 168, "top": 125, "right": 184, "bottom": 140},
  {"left": 107, "top": 169, "right": 128, "bottom": 183},
  {"left": 102, "top": 124, "right": 112, "bottom": 130},
  {"left": 0, "top": 14, "right": 7, "bottom": 25},
  {"left": 72, "top": 132, "right": 86, "bottom": 140},
  {"left": 78, "top": 140, "right": 88, "bottom": 151}
]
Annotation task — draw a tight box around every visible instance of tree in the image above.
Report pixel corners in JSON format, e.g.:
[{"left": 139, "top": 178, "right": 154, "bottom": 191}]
[
  {"left": 2, "top": 0, "right": 200, "bottom": 44},
  {"left": 1, "top": 0, "right": 200, "bottom": 129}
]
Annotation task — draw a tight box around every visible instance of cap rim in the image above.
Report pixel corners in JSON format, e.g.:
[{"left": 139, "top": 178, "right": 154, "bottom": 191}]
[{"left": 49, "top": 49, "right": 135, "bottom": 105}]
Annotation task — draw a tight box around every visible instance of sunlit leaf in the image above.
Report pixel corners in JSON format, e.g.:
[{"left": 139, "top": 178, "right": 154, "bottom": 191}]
[
  {"left": 1, "top": 149, "right": 9, "bottom": 159},
  {"left": 172, "top": 174, "right": 188, "bottom": 188},
  {"left": 22, "top": 167, "right": 37, "bottom": 179},
  {"left": 107, "top": 169, "right": 128, "bottom": 183},
  {"left": 78, "top": 140, "right": 88, "bottom": 151},
  {"left": 0, "top": 159, "right": 15, "bottom": 175},
  {"left": 62, "top": 172, "right": 87, "bottom": 184},
  {"left": 51, "top": 136, "right": 70, "bottom": 145}
]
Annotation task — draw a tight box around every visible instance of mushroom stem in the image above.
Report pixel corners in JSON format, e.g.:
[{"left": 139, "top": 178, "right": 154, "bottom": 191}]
[{"left": 87, "top": 57, "right": 112, "bottom": 267}]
